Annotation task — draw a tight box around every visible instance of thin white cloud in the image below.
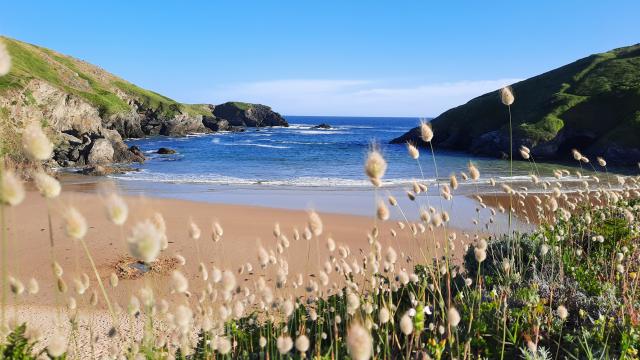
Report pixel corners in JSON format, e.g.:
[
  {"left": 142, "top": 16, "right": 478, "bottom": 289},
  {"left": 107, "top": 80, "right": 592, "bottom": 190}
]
[{"left": 206, "top": 78, "right": 522, "bottom": 117}]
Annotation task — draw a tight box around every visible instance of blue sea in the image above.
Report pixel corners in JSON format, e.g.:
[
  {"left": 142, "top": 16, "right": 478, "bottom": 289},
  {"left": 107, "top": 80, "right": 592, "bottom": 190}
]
[{"left": 114, "top": 116, "right": 568, "bottom": 188}]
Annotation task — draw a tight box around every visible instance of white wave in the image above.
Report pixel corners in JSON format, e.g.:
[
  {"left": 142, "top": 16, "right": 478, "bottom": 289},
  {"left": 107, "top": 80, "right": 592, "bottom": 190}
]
[
  {"left": 110, "top": 172, "right": 421, "bottom": 188},
  {"left": 297, "top": 130, "right": 345, "bottom": 135},
  {"left": 219, "top": 143, "right": 290, "bottom": 149}
]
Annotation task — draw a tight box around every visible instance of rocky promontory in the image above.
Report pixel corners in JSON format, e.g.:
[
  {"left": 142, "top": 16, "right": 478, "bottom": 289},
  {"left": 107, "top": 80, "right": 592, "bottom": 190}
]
[
  {"left": 0, "top": 36, "right": 288, "bottom": 169},
  {"left": 391, "top": 43, "right": 640, "bottom": 166}
]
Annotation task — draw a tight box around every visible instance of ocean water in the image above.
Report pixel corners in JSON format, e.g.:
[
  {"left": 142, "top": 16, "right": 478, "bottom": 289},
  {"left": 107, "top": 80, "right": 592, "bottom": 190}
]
[{"left": 114, "top": 116, "right": 580, "bottom": 188}]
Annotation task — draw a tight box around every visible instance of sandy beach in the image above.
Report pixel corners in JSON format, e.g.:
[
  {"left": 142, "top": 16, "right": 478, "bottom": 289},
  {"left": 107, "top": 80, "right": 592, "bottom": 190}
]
[{"left": 2, "top": 182, "right": 468, "bottom": 355}]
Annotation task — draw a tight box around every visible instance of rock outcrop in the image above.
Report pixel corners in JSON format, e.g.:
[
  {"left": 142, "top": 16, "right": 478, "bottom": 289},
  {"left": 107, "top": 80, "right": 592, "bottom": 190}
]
[
  {"left": 212, "top": 102, "right": 288, "bottom": 128},
  {"left": 391, "top": 43, "right": 640, "bottom": 166},
  {"left": 0, "top": 36, "right": 287, "bottom": 169}
]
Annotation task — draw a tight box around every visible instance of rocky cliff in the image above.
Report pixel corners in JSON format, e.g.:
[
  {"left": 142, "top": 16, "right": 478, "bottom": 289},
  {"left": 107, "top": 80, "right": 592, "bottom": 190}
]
[
  {"left": 0, "top": 36, "right": 287, "bottom": 168},
  {"left": 391, "top": 44, "right": 640, "bottom": 166}
]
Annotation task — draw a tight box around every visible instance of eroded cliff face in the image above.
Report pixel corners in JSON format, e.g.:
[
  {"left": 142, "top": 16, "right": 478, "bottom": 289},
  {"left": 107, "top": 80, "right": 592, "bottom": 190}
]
[
  {"left": 0, "top": 36, "right": 288, "bottom": 170},
  {"left": 0, "top": 80, "right": 289, "bottom": 168}
]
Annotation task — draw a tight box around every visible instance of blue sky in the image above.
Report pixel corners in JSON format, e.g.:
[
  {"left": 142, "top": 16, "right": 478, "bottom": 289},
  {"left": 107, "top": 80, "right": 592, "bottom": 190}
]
[{"left": 2, "top": 1, "right": 639, "bottom": 116}]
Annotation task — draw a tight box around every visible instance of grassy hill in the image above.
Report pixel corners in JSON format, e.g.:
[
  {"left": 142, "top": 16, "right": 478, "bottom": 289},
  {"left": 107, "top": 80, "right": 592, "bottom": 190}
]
[
  {"left": 392, "top": 44, "right": 640, "bottom": 165},
  {"left": 0, "top": 36, "right": 286, "bottom": 167},
  {"left": 0, "top": 36, "right": 211, "bottom": 119}
]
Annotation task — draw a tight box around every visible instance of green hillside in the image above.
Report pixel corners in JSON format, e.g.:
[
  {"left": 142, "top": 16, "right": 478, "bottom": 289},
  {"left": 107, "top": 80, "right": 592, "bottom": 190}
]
[
  {"left": 0, "top": 36, "right": 211, "bottom": 118},
  {"left": 392, "top": 44, "right": 640, "bottom": 165}
]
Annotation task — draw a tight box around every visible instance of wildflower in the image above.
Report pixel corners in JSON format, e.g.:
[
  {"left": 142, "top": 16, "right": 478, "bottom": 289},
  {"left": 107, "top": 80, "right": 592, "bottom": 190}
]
[
  {"left": 448, "top": 307, "right": 461, "bottom": 327},
  {"left": 308, "top": 210, "right": 323, "bottom": 236},
  {"left": 419, "top": 120, "right": 433, "bottom": 142},
  {"left": 259, "top": 336, "right": 267, "bottom": 348},
  {"left": 519, "top": 146, "right": 530, "bottom": 160},
  {"left": 347, "top": 323, "right": 372, "bottom": 360},
  {"left": 616, "top": 264, "right": 625, "bottom": 274},
  {"left": 64, "top": 207, "right": 87, "bottom": 240},
  {"left": 258, "top": 246, "right": 269, "bottom": 268},
  {"left": 597, "top": 157, "right": 607, "bottom": 167},
  {"left": 364, "top": 147, "right": 387, "bottom": 186},
  {"left": 295, "top": 335, "right": 310, "bottom": 353},
  {"left": 22, "top": 122, "right": 53, "bottom": 161},
  {"left": 0, "top": 170, "right": 25, "bottom": 206},
  {"left": 104, "top": 193, "right": 128, "bottom": 225},
  {"left": 0, "top": 41, "right": 11, "bottom": 76},
  {"left": 400, "top": 312, "right": 413, "bottom": 335},
  {"left": 34, "top": 171, "right": 61, "bottom": 198},
  {"left": 175, "top": 305, "right": 193, "bottom": 333},
  {"left": 557, "top": 305, "right": 568, "bottom": 320},
  {"left": 500, "top": 86, "right": 515, "bottom": 106},
  {"left": 277, "top": 335, "right": 293, "bottom": 354},
  {"left": 127, "top": 219, "right": 162, "bottom": 263}
]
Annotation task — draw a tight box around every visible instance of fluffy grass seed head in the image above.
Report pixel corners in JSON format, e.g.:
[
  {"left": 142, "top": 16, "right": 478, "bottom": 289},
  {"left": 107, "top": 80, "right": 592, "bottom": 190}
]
[
  {"left": 22, "top": 122, "right": 53, "bottom": 161},
  {"left": 1, "top": 170, "right": 25, "bottom": 206},
  {"left": 104, "top": 193, "right": 128, "bottom": 226},
  {"left": 406, "top": 142, "right": 419, "bottom": 159},
  {"left": 365, "top": 147, "right": 387, "bottom": 186},
  {"left": 295, "top": 335, "right": 310, "bottom": 353},
  {"left": 308, "top": 210, "right": 323, "bottom": 236},
  {"left": 376, "top": 199, "right": 389, "bottom": 221},
  {"left": 347, "top": 323, "right": 373, "bottom": 360},
  {"left": 419, "top": 119, "right": 434, "bottom": 143},
  {"left": 277, "top": 335, "right": 293, "bottom": 354},
  {"left": 64, "top": 206, "right": 87, "bottom": 240},
  {"left": 127, "top": 219, "right": 163, "bottom": 263},
  {"left": 448, "top": 307, "right": 461, "bottom": 327},
  {"left": 171, "top": 270, "right": 189, "bottom": 293},
  {"left": 500, "top": 86, "right": 515, "bottom": 106},
  {"left": 400, "top": 312, "right": 413, "bottom": 335},
  {"left": 34, "top": 171, "right": 61, "bottom": 198},
  {"left": 468, "top": 162, "right": 480, "bottom": 181},
  {"left": 557, "top": 305, "right": 568, "bottom": 320}
]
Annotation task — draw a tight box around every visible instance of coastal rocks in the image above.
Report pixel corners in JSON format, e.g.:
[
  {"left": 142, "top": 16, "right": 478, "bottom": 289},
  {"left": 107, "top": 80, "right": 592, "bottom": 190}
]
[
  {"left": 312, "top": 123, "right": 331, "bottom": 129},
  {"left": 79, "top": 164, "right": 138, "bottom": 176},
  {"left": 87, "top": 138, "right": 114, "bottom": 165},
  {"left": 212, "top": 102, "right": 288, "bottom": 128},
  {"left": 157, "top": 147, "right": 176, "bottom": 154},
  {"left": 203, "top": 117, "right": 229, "bottom": 132},
  {"left": 159, "top": 114, "right": 211, "bottom": 136}
]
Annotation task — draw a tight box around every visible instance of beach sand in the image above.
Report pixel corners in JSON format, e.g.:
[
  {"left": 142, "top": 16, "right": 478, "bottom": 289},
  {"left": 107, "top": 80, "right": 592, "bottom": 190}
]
[{"left": 2, "top": 185, "right": 464, "bottom": 356}]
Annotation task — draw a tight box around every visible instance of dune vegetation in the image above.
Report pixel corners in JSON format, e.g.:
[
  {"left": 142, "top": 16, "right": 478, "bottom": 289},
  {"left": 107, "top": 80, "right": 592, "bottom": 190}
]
[{"left": 1, "top": 41, "right": 640, "bottom": 360}]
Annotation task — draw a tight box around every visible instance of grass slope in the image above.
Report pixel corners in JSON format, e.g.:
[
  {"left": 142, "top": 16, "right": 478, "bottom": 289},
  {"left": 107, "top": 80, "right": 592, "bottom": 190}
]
[
  {"left": 430, "top": 44, "right": 640, "bottom": 149},
  {"left": 0, "top": 36, "right": 212, "bottom": 118}
]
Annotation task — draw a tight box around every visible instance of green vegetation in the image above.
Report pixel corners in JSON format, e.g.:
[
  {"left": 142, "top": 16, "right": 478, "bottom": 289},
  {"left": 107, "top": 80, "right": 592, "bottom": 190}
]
[
  {"left": 426, "top": 43, "right": 640, "bottom": 153},
  {"left": 0, "top": 36, "right": 213, "bottom": 118},
  {"left": 229, "top": 101, "right": 253, "bottom": 111}
]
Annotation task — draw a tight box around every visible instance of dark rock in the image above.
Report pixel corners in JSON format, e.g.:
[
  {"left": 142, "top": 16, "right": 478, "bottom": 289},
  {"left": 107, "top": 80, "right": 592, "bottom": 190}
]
[
  {"left": 228, "top": 126, "right": 246, "bottom": 132},
  {"left": 312, "top": 123, "right": 331, "bottom": 129},
  {"left": 79, "top": 165, "right": 138, "bottom": 176},
  {"left": 202, "top": 117, "right": 229, "bottom": 131},
  {"left": 157, "top": 147, "right": 177, "bottom": 155},
  {"left": 212, "top": 102, "right": 288, "bottom": 128}
]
